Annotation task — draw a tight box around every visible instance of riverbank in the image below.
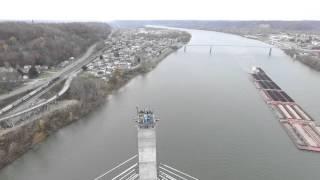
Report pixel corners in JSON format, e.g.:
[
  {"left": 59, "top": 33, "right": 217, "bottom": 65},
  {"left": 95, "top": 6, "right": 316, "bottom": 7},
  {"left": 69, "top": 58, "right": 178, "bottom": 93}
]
[
  {"left": 212, "top": 29, "right": 320, "bottom": 72},
  {"left": 282, "top": 49, "right": 320, "bottom": 71},
  {"left": 0, "top": 34, "right": 190, "bottom": 169},
  {"left": 108, "top": 47, "right": 178, "bottom": 90},
  {"left": 0, "top": 100, "right": 81, "bottom": 169}
]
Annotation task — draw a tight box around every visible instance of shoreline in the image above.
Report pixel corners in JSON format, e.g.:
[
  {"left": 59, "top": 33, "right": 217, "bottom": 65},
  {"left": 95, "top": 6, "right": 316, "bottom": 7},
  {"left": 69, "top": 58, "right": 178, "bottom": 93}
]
[
  {"left": 211, "top": 29, "right": 320, "bottom": 72},
  {"left": 0, "top": 41, "right": 189, "bottom": 170}
]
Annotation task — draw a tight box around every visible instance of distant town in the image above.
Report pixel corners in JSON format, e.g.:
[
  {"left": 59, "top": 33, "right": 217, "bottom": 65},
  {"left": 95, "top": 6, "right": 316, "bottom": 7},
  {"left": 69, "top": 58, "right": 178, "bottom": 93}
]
[
  {"left": 86, "top": 28, "right": 188, "bottom": 81},
  {"left": 216, "top": 27, "right": 320, "bottom": 71},
  {"left": 0, "top": 27, "right": 189, "bottom": 95}
]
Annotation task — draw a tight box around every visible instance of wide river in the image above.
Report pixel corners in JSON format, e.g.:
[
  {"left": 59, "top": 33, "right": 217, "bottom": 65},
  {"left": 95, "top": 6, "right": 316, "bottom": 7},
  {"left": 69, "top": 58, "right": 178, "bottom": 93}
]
[{"left": 1, "top": 28, "right": 320, "bottom": 180}]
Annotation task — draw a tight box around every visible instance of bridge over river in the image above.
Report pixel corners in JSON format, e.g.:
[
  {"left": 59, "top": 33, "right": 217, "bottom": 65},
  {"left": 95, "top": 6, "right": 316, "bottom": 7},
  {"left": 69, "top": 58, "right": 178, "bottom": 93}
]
[{"left": 183, "top": 43, "right": 273, "bottom": 55}]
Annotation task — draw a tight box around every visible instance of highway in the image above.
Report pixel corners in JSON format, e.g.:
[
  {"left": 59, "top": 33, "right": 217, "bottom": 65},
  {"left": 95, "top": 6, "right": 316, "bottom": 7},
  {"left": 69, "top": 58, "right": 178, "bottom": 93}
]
[
  {"left": 0, "top": 73, "right": 76, "bottom": 126},
  {"left": 0, "top": 42, "right": 103, "bottom": 119},
  {"left": 6, "top": 44, "right": 98, "bottom": 115},
  {"left": 1, "top": 31, "right": 113, "bottom": 124},
  {"left": 0, "top": 80, "right": 43, "bottom": 102},
  {"left": 0, "top": 29, "right": 114, "bottom": 102},
  {"left": 0, "top": 44, "right": 97, "bottom": 104}
]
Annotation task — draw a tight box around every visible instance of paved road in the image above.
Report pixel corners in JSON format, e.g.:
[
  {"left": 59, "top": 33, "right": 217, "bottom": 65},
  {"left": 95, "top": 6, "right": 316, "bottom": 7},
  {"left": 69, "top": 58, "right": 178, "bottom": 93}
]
[
  {"left": 0, "top": 43, "right": 98, "bottom": 103},
  {"left": 0, "top": 81, "right": 42, "bottom": 102},
  {"left": 0, "top": 74, "right": 76, "bottom": 124},
  {"left": 1, "top": 43, "right": 99, "bottom": 117},
  {"left": 1, "top": 29, "right": 114, "bottom": 117}
]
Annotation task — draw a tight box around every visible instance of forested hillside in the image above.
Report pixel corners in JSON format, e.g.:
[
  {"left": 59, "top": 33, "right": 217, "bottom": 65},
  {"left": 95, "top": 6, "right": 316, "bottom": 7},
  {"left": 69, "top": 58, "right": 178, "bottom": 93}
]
[
  {"left": 0, "top": 22, "right": 111, "bottom": 67},
  {"left": 113, "top": 20, "right": 320, "bottom": 31}
]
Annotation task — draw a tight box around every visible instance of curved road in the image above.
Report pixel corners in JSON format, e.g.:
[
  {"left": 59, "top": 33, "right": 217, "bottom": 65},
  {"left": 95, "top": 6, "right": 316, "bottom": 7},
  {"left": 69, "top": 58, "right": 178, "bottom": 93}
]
[
  {"left": 1, "top": 43, "right": 98, "bottom": 116},
  {"left": 0, "top": 43, "right": 97, "bottom": 103}
]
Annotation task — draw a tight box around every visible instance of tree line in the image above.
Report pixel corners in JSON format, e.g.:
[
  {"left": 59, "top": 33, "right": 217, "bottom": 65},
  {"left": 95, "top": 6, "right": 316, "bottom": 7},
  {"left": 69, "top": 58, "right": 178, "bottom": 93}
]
[{"left": 0, "top": 22, "right": 111, "bottom": 67}]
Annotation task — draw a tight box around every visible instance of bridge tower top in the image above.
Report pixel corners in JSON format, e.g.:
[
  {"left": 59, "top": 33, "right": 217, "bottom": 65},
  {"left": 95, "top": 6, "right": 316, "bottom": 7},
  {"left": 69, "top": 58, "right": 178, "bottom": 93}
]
[
  {"left": 136, "top": 108, "right": 158, "bottom": 128},
  {"left": 93, "top": 108, "right": 198, "bottom": 180}
]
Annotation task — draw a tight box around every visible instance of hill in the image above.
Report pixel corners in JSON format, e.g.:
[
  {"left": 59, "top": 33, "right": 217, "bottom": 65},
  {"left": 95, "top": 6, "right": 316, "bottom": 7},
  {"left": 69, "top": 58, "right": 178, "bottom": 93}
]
[
  {"left": 0, "top": 22, "right": 111, "bottom": 67},
  {"left": 112, "top": 20, "right": 320, "bottom": 32}
]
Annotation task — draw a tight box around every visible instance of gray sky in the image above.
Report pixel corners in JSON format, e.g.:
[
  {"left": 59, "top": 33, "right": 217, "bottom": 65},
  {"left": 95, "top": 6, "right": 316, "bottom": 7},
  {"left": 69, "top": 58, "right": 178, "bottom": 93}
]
[{"left": 1, "top": 0, "right": 320, "bottom": 21}]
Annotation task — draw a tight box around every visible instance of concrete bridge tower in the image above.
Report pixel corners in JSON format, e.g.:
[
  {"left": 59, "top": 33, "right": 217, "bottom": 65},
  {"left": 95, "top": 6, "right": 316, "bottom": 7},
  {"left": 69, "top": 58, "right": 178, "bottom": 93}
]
[
  {"left": 136, "top": 108, "right": 158, "bottom": 180},
  {"left": 93, "top": 108, "right": 198, "bottom": 180}
]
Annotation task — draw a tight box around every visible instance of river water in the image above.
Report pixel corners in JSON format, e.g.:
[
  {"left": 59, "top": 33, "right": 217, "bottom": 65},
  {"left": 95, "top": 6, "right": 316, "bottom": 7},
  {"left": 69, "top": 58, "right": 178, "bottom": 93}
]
[{"left": 1, "top": 28, "right": 320, "bottom": 180}]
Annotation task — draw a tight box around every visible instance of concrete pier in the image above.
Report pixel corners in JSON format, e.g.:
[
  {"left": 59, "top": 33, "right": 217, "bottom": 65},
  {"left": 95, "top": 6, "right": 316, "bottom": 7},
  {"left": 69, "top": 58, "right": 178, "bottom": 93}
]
[
  {"left": 135, "top": 109, "right": 200, "bottom": 180},
  {"left": 136, "top": 108, "right": 158, "bottom": 180},
  {"left": 138, "top": 127, "right": 157, "bottom": 180},
  {"left": 93, "top": 108, "right": 198, "bottom": 180}
]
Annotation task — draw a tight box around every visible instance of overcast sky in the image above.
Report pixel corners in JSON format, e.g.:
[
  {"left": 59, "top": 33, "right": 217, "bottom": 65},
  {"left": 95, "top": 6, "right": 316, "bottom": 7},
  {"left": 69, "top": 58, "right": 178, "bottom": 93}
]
[{"left": 1, "top": 0, "right": 320, "bottom": 21}]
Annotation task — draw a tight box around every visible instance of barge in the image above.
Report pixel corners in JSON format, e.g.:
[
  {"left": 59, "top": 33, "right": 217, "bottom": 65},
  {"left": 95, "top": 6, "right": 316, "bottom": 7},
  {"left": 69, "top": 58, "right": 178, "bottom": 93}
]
[{"left": 251, "top": 67, "right": 320, "bottom": 152}]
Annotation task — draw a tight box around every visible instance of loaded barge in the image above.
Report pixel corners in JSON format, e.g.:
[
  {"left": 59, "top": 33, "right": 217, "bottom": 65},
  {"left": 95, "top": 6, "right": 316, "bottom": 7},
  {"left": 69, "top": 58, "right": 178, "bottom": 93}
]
[{"left": 251, "top": 67, "right": 320, "bottom": 152}]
